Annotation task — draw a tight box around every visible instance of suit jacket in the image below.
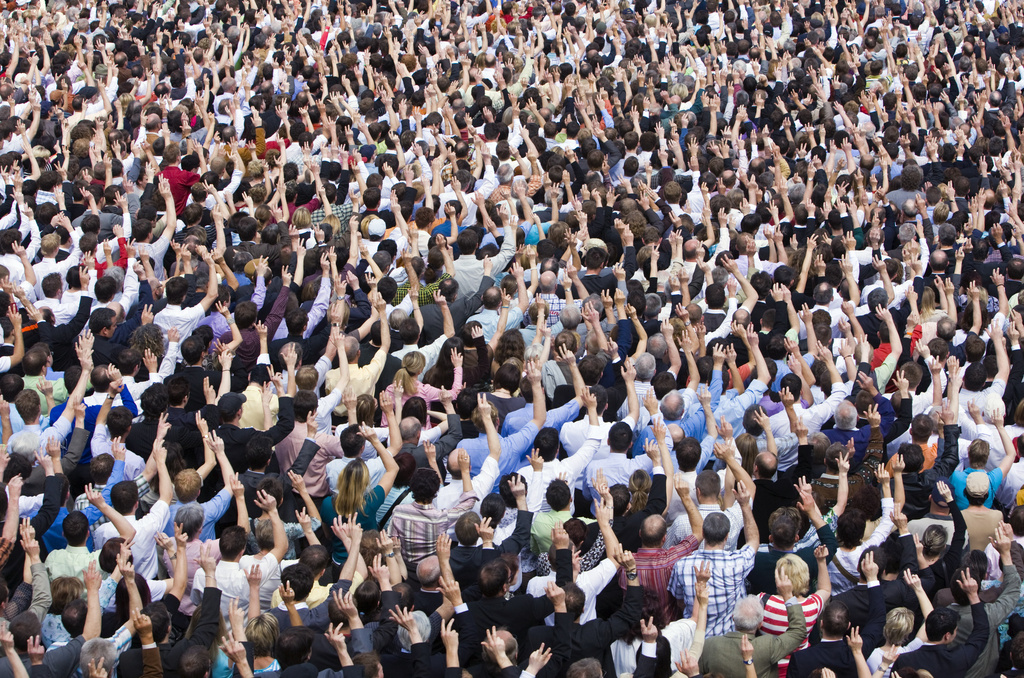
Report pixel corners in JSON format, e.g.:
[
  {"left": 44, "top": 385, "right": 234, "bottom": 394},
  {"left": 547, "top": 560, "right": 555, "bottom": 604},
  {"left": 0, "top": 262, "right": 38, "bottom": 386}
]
[
  {"left": 700, "top": 600, "right": 807, "bottom": 678},
  {"left": 418, "top": 275, "right": 492, "bottom": 345},
  {"left": 529, "top": 583, "right": 643, "bottom": 678},
  {"left": 788, "top": 584, "right": 885, "bottom": 678},
  {"left": 215, "top": 396, "right": 296, "bottom": 473},
  {"left": 92, "top": 336, "right": 129, "bottom": 368},
  {"left": 36, "top": 296, "right": 92, "bottom": 371},
  {"left": 175, "top": 365, "right": 223, "bottom": 413},
  {"left": 612, "top": 471, "right": 667, "bottom": 552},
  {"left": 450, "top": 510, "right": 533, "bottom": 587},
  {"left": 833, "top": 533, "right": 933, "bottom": 629},
  {"left": 401, "top": 414, "right": 462, "bottom": 469},
  {"left": 893, "top": 602, "right": 989, "bottom": 675},
  {"left": 467, "top": 594, "right": 554, "bottom": 650},
  {"left": 116, "top": 587, "right": 222, "bottom": 678},
  {"left": 240, "top": 436, "right": 319, "bottom": 522}
]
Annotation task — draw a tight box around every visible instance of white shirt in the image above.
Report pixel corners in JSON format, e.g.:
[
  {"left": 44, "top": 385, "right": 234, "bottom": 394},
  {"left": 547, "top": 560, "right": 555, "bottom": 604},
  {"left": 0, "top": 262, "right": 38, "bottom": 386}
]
[
  {"left": 517, "top": 424, "right": 602, "bottom": 513},
  {"left": 154, "top": 303, "right": 209, "bottom": 341},
  {"left": 325, "top": 456, "right": 386, "bottom": 495},
  {"left": 191, "top": 560, "right": 253, "bottom": 618},
  {"left": 94, "top": 499, "right": 170, "bottom": 579},
  {"left": 436, "top": 456, "right": 500, "bottom": 512},
  {"left": 526, "top": 557, "right": 618, "bottom": 624}
]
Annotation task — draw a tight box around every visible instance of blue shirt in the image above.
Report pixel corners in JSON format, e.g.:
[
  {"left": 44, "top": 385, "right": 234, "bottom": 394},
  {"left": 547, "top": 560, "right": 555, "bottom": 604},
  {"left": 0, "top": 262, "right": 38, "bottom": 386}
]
[
  {"left": 50, "top": 389, "right": 139, "bottom": 464},
  {"left": 501, "top": 399, "right": 581, "bottom": 437},
  {"left": 462, "top": 422, "right": 540, "bottom": 488},
  {"left": 165, "top": 489, "right": 233, "bottom": 541},
  {"left": 951, "top": 467, "right": 1003, "bottom": 510}
]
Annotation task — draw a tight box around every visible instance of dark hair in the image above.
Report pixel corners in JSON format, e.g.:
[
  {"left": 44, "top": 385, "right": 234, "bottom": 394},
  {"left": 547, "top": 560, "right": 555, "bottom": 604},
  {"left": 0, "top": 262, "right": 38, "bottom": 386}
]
[
  {"left": 281, "top": 564, "right": 315, "bottom": 601},
  {"left": 277, "top": 627, "right": 315, "bottom": 668},
  {"left": 409, "top": 468, "right": 441, "bottom": 502},
  {"left": 545, "top": 479, "right": 572, "bottom": 511}
]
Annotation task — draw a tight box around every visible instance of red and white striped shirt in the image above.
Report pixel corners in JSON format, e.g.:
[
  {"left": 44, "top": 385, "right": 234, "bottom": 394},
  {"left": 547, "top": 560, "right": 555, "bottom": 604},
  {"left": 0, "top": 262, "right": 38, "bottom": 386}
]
[{"left": 760, "top": 593, "right": 823, "bottom": 678}]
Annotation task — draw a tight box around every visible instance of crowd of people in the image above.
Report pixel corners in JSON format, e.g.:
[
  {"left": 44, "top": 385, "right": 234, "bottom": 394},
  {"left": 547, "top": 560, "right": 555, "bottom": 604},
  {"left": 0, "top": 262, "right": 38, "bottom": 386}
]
[{"left": 0, "top": 0, "right": 1020, "bottom": 677}]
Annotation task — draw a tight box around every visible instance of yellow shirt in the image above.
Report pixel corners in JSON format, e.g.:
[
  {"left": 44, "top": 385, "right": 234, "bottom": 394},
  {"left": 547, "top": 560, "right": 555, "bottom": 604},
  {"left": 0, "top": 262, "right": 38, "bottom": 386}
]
[
  {"left": 326, "top": 353, "right": 386, "bottom": 417},
  {"left": 238, "top": 382, "right": 279, "bottom": 431}
]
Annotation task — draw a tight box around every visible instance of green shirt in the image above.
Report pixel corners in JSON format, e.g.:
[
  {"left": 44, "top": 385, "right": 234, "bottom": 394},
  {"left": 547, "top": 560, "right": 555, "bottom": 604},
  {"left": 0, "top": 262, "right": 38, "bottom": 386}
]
[
  {"left": 530, "top": 509, "right": 574, "bottom": 555},
  {"left": 23, "top": 375, "right": 68, "bottom": 416}
]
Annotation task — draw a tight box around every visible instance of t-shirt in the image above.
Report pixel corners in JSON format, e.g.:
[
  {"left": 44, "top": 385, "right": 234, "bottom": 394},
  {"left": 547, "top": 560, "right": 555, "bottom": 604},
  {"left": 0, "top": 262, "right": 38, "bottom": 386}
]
[
  {"left": 320, "top": 485, "right": 387, "bottom": 564},
  {"left": 760, "top": 593, "right": 823, "bottom": 678},
  {"left": 963, "top": 508, "right": 1004, "bottom": 551}
]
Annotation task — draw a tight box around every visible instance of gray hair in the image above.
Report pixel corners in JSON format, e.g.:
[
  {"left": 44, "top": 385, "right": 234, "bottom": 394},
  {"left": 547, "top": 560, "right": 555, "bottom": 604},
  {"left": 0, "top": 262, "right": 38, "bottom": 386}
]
[
  {"left": 399, "top": 417, "right": 422, "bottom": 442},
  {"left": 835, "top": 401, "right": 859, "bottom": 430},
  {"left": 711, "top": 267, "right": 729, "bottom": 286},
  {"left": 80, "top": 639, "right": 116, "bottom": 678},
  {"left": 389, "top": 308, "right": 409, "bottom": 330},
  {"left": 8, "top": 431, "right": 39, "bottom": 458},
  {"left": 635, "top": 353, "right": 656, "bottom": 381},
  {"left": 559, "top": 305, "right": 582, "bottom": 329},
  {"left": 174, "top": 504, "right": 205, "bottom": 540},
  {"left": 644, "top": 294, "right": 662, "bottom": 319},
  {"left": 733, "top": 595, "right": 765, "bottom": 634},
  {"left": 660, "top": 390, "right": 685, "bottom": 421},
  {"left": 396, "top": 610, "right": 433, "bottom": 650},
  {"left": 647, "top": 335, "right": 667, "bottom": 360},
  {"left": 497, "top": 164, "right": 515, "bottom": 186}
]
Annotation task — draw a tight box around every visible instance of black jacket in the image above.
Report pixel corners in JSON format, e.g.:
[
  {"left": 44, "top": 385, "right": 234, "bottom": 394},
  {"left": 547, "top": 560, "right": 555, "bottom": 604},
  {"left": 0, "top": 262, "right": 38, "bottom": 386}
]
[
  {"left": 788, "top": 584, "right": 885, "bottom": 678},
  {"left": 450, "top": 510, "right": 533, "bottom": 587},
  {"left": 893, "top": 602, "right": 989, "bottom": 674},
  {"left": 117, "top": 587, "right": 223, "bottom": 678}
]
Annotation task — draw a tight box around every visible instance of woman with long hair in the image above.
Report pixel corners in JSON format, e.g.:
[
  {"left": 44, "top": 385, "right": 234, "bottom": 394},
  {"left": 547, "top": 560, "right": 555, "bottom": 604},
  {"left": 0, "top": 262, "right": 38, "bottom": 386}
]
[
  {"left": 382, "top": 350, "right": 462, "bottom": 425},
  {"left": 321, "top": 425, "right": 399, "bottom": 565}
]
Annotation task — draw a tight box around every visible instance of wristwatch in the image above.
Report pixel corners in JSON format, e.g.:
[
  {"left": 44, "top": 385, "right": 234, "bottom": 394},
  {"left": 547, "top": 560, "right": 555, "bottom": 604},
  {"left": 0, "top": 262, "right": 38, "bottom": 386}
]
[
  {"left": 742, "top": 660, "right": 753, "bottom": 666},
  {"left": 625, "top": 570, "right": 638, "bottom": 581}
]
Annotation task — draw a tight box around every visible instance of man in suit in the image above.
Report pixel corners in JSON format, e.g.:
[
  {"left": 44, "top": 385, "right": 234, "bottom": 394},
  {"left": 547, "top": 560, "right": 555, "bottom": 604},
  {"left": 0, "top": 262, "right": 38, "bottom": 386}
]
[
  {"left": 31, "top": 295, "right": 92, "bottom": 371},
  {"left": 833, "top": 510, "right": 932, "bottom": 630},
  {"left": 215, "top": 385, "right": 296, "bottom": 474},
  {"left": 529, "top": 549, "right": 643, "bottom": 678},
  {"left": 700, "top": 574, "right": 807, "bottom": 678},
  {"left": 789, "top": 551, "right": 885, "bottom": 678},
  {"left": 240, "top": 420, "right": 320, "bottom": 523},
  {"left": 894, "top": 571, "right": 988, "bottom": 675},
  {"left": 748, "top": 491, "right": 838, "bottom": 596},
  {"left": 418, "top": 271, "right": 492, "bottom": 345},
  {"left": 88, "top": 307, "right": 129, "bottom": 368},
  {"left": 449, "top": 481, "right": 532, "bottom": 587},
  {"left": 398, "top": 391, "right": 462, "bottom": 469}
]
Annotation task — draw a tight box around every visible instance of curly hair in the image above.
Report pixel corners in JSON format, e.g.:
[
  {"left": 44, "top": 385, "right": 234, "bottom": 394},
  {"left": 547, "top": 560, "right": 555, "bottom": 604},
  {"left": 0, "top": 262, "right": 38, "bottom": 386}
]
[{"left": 130, "top": 324, "right": 166, "bottom": 361}]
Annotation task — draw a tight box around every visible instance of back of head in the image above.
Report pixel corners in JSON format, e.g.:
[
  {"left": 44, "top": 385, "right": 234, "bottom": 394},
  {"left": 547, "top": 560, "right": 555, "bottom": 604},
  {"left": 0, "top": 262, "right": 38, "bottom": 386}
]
[
  {"left": 819, "top": 600, "right": 850, "bottom": 639},
  {"left": 732, "top": 595, "right": 764, "bottom": 634},
  {"left": 924, "top": 607, "right": 960, "bottom": 643},
  {"left": 277, "top": 626, "right": 315, "bottom": 668},
  {"left": 180, "top": 646, "right": 212, "bottom": 678},
  {"left": 702, "top": 513, "right": 731, "bottom": 547}
]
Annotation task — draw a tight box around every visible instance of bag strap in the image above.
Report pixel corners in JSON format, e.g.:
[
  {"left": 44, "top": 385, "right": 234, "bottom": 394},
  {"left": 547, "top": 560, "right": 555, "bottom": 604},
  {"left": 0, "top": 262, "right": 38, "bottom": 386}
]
[
  {"left": 377, "top": 487, "right": 413, "bottom": 531},
  {"left": 833, "top": 556, "right": 860, "bottom": 585}
]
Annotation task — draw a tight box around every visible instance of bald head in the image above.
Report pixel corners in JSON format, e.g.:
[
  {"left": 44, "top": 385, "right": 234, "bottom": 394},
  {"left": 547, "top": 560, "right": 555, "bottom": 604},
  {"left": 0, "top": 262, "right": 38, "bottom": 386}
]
[
  {"left": 640, "top": 514, "right": 667, "bottom": 548},
  {"left": 539, "top": 271, "right": 557, "bottom": 294},
  {"left": 399, "top": 417, "right": 422, "bottom": 443},
  {"left": 417, "top": 556, "right": 441, "bottom": 589}
]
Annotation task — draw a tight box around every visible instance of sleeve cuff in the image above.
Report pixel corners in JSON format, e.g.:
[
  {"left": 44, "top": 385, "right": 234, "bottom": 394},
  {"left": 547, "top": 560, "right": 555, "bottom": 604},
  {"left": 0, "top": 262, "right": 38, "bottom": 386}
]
[
  {"left": 641, "top": 641, "right": 658, "bottom": 658},
  {"left": 454, "top": 603, "right": 468, "bottom": 614},
  {"left": 866, "top": 581, "right": 880, "bottom": 588}
]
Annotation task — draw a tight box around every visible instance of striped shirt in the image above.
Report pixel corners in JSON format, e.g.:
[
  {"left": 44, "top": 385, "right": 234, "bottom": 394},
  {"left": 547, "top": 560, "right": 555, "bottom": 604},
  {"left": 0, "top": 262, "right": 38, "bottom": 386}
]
[
  {"left": 388, "top": 490, "right": 478, "bottom": 565},
  {"left": 761, "top": 594, "right": 823, "bottom": 678},
  {"left": 668, "top": 545, "right": 757, "bottom": 637}
]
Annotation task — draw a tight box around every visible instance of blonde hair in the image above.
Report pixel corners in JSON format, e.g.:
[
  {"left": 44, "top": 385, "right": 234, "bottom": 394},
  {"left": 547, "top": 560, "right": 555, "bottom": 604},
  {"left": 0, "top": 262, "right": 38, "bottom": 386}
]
[
  {"left": 735, "top": 433, "right": 759, "bottom": 476},
  {"left": 776, "top": 554, "right": 811, "bottom": 597},
  {"left": 394, "top": 352, "right": 426, "bottom": 394},
  {"left": 627, "top": 470, "right": 651, "bottom": 515},
  {"left": 292, "top": 207, "right": 312, "bottom": 231},
  {"left": 883, "top": 607, "right": 915, "bottom": 645},
  {"left": 334, "top": 459, "right": 370, "bottom": 516},
  {"left": 50, "top": 577, "right": 85, "bottom": 613},
  {"left": 246, "top": 613, "right": 280, "bottom": 657}
]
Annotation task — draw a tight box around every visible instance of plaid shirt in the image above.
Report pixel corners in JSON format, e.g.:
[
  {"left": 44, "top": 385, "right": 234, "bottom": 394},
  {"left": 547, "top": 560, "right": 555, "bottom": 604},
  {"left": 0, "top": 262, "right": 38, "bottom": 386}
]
[
  {"left": 388, "top": 490, "right": 477, "bottom": 566},
  {"left": 394, "top": 273, "right": 451, "bottom": 307},
  {"left": 668, "top": 545, "right": 757, "bottom": 636},
  {"left": 538, "top": 293, "right": 573, "bottom": 327},
  {"left": 311, "top": 201, "right": 352, "bottom": 230},
  {"left": 622, "top": 538, "right": 700, "bottom": 622}
]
